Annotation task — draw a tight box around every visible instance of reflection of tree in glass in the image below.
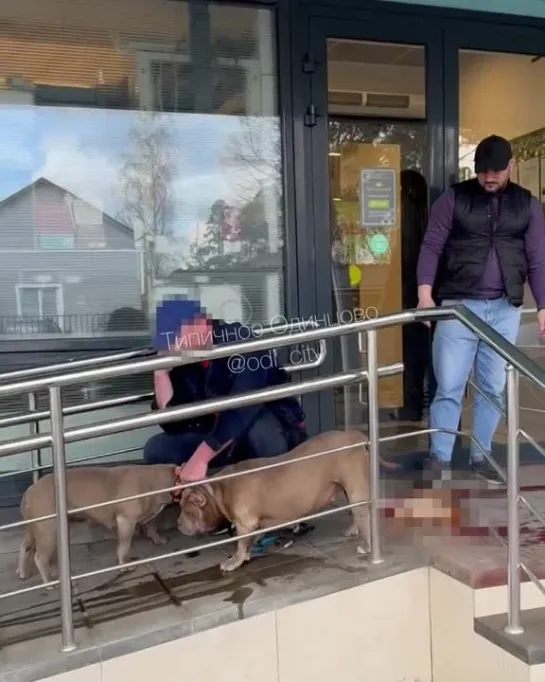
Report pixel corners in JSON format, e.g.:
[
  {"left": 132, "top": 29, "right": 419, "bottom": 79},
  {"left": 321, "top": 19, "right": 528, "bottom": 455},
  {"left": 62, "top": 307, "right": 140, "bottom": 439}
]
[
  {"left": 188, "top": 118, "right": 282, "bottom": 268},
  {"left": 220, "top": 118, "right": 282, "bottom": 199},
  {"left": 189, "top": 191, "right": 279, "bottom": 268},
  {"left": 187, "top": 116, "right": 426, "bottom": 268},
  {"left": 118, "top": 114, "right": 180, "bottom": 311},
  {"left": 218, "top": 116, "right": 427, "bottom": 183},
  {"left": 328, "top": 118, "right": 426, "bottom": 173}
]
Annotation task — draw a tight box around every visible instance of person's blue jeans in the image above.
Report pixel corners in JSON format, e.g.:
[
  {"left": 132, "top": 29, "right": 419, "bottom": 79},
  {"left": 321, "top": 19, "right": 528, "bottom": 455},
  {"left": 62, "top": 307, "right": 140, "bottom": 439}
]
[
  {"left": 429, "top": 297, "right": 521, "bottom": 465},
  {"left": 143, "top": 409, "right": 306, "bottom": 467}
]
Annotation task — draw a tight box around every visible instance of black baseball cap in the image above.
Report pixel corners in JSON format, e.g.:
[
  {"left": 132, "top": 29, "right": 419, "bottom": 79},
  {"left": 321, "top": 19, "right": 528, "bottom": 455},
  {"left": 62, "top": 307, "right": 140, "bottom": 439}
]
[{"left": 474, "top": 135, "right": 513, "bottom": 174}]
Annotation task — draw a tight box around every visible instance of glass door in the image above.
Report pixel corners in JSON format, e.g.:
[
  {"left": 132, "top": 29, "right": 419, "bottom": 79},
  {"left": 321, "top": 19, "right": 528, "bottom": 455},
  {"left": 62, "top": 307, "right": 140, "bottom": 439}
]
[
  {"left": 306, "top": 15, "right": 444, "bottom": 450},
  {"left": 445, "top": 24, "right": 545, "bottom": 458}
]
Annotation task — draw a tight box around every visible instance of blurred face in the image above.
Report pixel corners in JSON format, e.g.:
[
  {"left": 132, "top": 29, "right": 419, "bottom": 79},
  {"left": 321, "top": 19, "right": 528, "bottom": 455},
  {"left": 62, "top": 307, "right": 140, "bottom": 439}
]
[
  {"left": 178, "top": 316, "right": 212, "bottom": 350},
  {"left": 476, "top": 159, "right": 514, "bottom": 193}
]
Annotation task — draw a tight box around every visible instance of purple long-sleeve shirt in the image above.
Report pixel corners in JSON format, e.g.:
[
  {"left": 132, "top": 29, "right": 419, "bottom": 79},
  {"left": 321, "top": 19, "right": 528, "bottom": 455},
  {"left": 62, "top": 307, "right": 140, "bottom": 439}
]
[{"left": 417, "top": 188, "right": 545, "bottom": 309}]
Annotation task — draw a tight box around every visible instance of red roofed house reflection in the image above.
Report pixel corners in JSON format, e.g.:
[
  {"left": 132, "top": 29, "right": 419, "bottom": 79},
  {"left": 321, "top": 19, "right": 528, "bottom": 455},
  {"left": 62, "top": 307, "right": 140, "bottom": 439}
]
[{"left": 0, "top": 177, "right": 145, "bottom": 338}]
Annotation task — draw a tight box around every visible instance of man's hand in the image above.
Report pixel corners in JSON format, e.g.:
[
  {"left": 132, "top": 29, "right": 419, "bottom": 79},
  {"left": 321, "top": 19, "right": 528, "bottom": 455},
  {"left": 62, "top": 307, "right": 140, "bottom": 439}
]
[
  {"left": 417, "top": 285, "right": 436, "bottom": 328},
  {"left": 179, "top": 441, "right": 215, "bottom": 483},
  {"left": 538, "top": 309, "right": 545, "bottom": 336}
]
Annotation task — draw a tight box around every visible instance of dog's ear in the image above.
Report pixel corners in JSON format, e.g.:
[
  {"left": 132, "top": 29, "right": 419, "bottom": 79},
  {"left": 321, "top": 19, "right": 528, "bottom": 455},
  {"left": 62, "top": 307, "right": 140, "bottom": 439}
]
[{"left": 187, "top": 488, "right": 208, "bottom": 508}]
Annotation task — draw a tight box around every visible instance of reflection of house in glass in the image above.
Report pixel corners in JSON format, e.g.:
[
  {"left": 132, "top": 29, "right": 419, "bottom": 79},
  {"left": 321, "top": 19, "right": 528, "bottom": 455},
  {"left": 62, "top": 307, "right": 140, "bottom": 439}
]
[
  {"left": 155, "top": 257, "right": 284, "bottom": 328},
  {"left": 0, "top": 177, "right": 146, "bottom": 338}
]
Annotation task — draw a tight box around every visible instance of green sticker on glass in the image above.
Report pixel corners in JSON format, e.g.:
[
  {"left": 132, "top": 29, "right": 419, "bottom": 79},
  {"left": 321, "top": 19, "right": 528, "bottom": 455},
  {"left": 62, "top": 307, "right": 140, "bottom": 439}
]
[{"left": 369, "top": 233, "right": 389, "bottom": 256}]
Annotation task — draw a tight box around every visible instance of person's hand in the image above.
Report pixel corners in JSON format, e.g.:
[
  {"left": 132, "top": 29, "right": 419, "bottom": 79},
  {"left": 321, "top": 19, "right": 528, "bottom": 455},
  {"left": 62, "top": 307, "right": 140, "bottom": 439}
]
[
  {"left": 179, "top": 459, "right": 208, "bottom": 483},
  {"left": 178, "top": 441, "right": 215, "bottom": 483},
  {"left": 178, "top": 457, "right": 208, "bottom": 483},
  {"left": 538, "top": 309, "right": 545, "bottom": 337},
  {"left": 417, "top": 293, "right": 436, "bottom": 328}
]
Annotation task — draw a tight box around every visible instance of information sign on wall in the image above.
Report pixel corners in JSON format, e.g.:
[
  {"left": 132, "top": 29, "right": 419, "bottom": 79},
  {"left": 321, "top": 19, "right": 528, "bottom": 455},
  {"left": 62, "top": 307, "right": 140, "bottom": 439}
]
[{"left": 360, "top": 169, "right": 396, "bottom": 227}]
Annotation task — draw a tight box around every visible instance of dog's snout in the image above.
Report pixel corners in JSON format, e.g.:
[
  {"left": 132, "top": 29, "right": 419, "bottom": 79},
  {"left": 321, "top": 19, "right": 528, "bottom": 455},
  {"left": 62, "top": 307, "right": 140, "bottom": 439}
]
[{"left": 177, "top": 514, "right": 195, "bottom": 536}]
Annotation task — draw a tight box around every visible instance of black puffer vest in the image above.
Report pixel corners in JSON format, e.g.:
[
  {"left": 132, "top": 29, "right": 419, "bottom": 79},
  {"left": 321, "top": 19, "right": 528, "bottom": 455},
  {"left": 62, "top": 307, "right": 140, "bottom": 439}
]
[{"left": 436, "top": 178, "right": 531, "bottom": 307}]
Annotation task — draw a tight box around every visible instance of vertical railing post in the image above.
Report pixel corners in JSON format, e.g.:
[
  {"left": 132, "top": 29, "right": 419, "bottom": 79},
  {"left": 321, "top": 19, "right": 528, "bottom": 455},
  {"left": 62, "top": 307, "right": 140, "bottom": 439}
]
[
  {"left": 28, "top": 392, "right": 42, "bottom": 483},
  {"left": 49, "top": 385, "right": 76, "bottom": 652},
  {"left": 366, "top": 328, "right": 383, "bottom": 564},
  {"left": 505, "top": 364, "right": 523, "bottom": 635}
]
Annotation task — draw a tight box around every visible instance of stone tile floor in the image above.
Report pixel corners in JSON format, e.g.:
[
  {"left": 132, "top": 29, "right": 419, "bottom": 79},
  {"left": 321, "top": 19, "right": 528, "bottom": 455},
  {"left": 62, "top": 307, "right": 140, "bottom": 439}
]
[
  {"left": 3, "top": 459, "right": 545, "bottom": 681},
  {"left": 0, "top": 508, "right": 426, "bottom": 682},
  {"left": 1, "top": 373, "right": 545, "bottom": 681}
]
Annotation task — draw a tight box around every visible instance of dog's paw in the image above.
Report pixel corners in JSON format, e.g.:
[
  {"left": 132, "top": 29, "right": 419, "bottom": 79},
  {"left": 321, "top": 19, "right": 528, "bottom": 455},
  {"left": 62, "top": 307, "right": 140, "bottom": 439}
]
[
  {"left": 343, "top": 524, "right": 359, "bottom": 538},
  {"left": 16, "top": 568, "right": 27, "bottom": 581},
  {"left": 356, "top": 545, "right": 369, "bottom": 556},
  {"left": 220, "top": 554, "right": 248, "bottom": 573},
  {"left": 119, "top": 564, "right": 136, "bottom": 574},
  {"left": 150, "top": 535, "right": 168, "bottom": 546}
]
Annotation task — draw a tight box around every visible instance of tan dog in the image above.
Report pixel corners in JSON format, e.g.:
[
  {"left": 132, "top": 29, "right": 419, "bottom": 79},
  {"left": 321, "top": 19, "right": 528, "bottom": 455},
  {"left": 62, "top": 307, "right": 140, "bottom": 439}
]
[
  {"left": 177, "top": 429, "right": 398, "bottom": 572},
  {"left": 18, "top": 464, "right": 176, "bottom": 584}
]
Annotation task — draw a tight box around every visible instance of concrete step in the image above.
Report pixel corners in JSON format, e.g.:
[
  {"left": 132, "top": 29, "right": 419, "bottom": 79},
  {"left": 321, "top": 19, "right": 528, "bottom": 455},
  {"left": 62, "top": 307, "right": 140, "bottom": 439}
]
[{"left": 475, "top": 607, "right": 545, "bottom": 665}]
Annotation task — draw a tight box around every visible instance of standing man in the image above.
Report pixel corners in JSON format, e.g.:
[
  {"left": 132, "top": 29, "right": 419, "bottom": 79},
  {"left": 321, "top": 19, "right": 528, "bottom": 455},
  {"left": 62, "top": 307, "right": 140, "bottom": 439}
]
[{"left": 417, "top": 135, "right": 545, "bottom": 484}]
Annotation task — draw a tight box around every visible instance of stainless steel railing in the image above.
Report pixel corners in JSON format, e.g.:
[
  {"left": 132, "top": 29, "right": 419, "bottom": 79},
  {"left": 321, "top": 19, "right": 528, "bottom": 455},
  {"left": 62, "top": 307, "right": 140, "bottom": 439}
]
[
  {"left": 0, "top": 347, "right": 153, "bottom": 483},
  {"left": 0, "top": 321, "right": 327, "bottom": 481},
  {"left": 0, "top": 347, "right": 155, "bottom": 384},
  {"left": 0, "top": 304, "right": 543, "bottom": 652},
  {"left": 468, "top": 373, "right": 545, "bottom": 634}
]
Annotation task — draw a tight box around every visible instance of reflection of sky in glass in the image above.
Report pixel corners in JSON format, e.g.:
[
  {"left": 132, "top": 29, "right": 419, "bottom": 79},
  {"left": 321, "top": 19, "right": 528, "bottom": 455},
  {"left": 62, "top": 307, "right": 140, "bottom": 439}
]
[{"left": 0, "top": 106, "right": 279, "bottom": 246}]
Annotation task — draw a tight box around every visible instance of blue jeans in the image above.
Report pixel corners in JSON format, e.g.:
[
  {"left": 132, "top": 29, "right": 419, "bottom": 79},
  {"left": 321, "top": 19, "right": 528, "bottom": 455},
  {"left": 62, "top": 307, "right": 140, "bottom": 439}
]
[
  {"left": 430, "top": 297, "right": 521, "bottom": 464},
  {"left": 143, "top": 410, "right": 307, "bottom": 466}
]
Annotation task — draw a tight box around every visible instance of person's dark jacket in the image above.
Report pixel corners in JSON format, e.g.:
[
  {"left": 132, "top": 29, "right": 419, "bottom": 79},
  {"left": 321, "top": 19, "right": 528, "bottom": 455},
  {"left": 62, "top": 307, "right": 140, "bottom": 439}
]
[{"left": 151, "top": 320, "right": 305, "bottom": 452}]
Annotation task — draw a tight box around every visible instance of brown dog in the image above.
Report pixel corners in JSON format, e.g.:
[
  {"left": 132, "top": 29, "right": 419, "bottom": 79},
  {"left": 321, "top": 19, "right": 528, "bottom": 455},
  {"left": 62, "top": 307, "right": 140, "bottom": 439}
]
[
  {"left": 177, "top": 429, "right": 398, "bottom": 572},
  {"left": 18, "top": 464, "right": 176, "bottom": 584}
]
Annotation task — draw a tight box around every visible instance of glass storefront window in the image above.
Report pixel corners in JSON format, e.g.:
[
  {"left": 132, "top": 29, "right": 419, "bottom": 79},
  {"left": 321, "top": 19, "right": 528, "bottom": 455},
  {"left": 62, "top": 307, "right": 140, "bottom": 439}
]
[{"left": 0, "top": 0, "right": 284, "bottom": 342}]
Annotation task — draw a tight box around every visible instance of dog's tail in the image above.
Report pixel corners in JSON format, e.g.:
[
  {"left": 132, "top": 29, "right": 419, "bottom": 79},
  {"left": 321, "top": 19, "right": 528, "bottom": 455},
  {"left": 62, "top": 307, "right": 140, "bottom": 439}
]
[{"left": 348, "top": 429, "right": 401, "bottom": 470}]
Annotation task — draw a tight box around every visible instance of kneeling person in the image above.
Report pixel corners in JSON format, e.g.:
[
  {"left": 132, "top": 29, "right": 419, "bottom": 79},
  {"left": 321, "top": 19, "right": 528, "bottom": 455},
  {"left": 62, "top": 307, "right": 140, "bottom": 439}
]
[{"left": 144, "top": 299, "right": 307, "bottom": 483}]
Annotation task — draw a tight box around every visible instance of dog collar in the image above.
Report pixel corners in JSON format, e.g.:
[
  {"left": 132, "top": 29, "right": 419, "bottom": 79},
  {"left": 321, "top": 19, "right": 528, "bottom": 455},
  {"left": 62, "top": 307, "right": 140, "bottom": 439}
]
[{"left": 172, "top": 466, "right": 184, "bottom": 503}]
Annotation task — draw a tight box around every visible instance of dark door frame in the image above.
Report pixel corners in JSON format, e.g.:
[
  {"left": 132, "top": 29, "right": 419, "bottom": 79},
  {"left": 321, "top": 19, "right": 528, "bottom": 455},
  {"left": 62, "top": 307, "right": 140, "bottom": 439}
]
[
  {"left": 290, "top": 1, "right": 545, "bottom": 435},
  {"left": 294, "top": 9, "right": 445, "bottom": 432}
]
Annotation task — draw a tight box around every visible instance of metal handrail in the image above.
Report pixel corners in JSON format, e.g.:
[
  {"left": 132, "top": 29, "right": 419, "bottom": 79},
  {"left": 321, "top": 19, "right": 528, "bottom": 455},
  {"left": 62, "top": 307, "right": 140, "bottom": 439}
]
[
  {"left": 0, "top": 321, "right": 327, "bottom": 431},
  {"left": 1, "top": 432, "right": 386, "bottom": 532},
  {"left": 0, "top": 308, "right": 538, "bottom": 429},
  {"left": 1, "top": 304, "right": 543, "bottom": 652},
  {"left": 0, "top": 423, "right": 487, "bottom": 593},
  {"left": 0, "top": 320, "right": 327, "bottom": 487},
  {"left": 0, "top": 347, "right": 154, "bottom": 383},
  {"left": 0, "top": 306, "right": 541, "bottom": 398},
  {"left": 0, "top": 362, "right": 402, "bottom": 459},
  {"left": 0, "top": 347, "right": 152, "bottom": 483},
  {"left": 0, "top": 426, "right": 492, "bottom": 533},
  {"left": 468, "top": 378, "right": 545, "bottom": 462},
  {"left": 468, "top": 369, "right": 543, "bottom": 635},
  {"left": 0, "top": 305, "right": 531, "bottom": 382},
  {"left": 0, "top": 445, "right": 142, "bottom": 481},
  {"left": 0, "top": 392, "right": 153, "bottom": 429}
]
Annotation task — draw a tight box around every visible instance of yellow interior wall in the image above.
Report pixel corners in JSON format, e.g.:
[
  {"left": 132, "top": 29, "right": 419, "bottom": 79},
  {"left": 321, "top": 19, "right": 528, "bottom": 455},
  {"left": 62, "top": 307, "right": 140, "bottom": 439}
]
[{"left": 331, "top": 143, "right": 403, "bottom": 407}]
